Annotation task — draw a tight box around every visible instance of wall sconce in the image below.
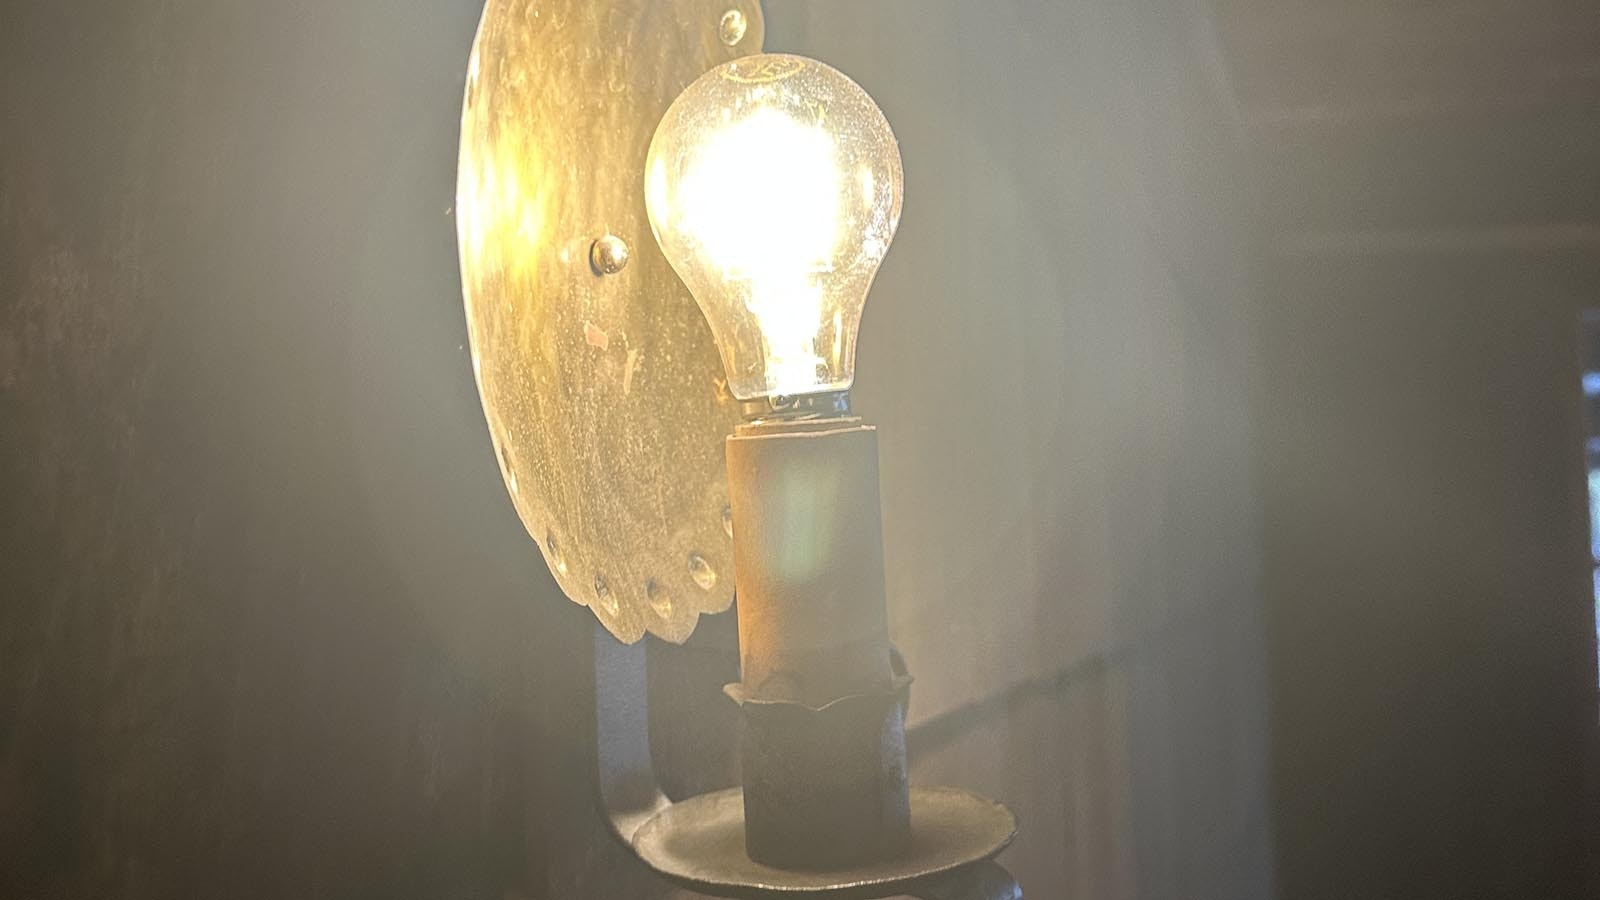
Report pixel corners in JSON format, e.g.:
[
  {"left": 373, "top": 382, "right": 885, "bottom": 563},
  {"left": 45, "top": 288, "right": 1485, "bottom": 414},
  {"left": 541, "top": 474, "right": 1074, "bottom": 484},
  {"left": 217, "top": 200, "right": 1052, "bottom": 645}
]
[{"left": 457, "top": 2, "right": 1018, "bottom": 897}]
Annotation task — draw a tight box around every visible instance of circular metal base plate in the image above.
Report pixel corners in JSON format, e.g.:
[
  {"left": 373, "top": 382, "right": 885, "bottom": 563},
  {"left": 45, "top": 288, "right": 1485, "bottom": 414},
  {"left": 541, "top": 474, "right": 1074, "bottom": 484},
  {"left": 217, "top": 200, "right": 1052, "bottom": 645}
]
[{"left": 633, "top": 787, "right": 1016, "bottom": 898}]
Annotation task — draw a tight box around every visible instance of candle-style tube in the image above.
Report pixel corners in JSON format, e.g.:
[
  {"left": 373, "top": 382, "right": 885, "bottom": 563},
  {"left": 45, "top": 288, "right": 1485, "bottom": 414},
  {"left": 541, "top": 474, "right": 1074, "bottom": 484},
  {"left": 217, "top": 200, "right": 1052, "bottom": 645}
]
[{"left": 725, "top": 418, "right": 893, "bottom": 708}]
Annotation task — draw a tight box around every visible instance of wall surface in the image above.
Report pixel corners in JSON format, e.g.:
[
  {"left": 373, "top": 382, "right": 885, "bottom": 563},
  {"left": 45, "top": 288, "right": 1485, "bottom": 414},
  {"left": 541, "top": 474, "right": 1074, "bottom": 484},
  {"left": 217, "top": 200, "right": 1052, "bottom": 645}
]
[
  {"left": 1201, "top": 1, "right": 1600, "bottom": 896},
  {"left": 1258, "top": 248, "right": 1600, "bottom": 899},
  {"left": 0, "top": 1, "right": 1271, "bottom": 898},
  {"left": 1, "top": 3, "right": 557, "bottom": 897},
  {"left": 762, "top": 3, "right": 1273, "bottom": 897}
]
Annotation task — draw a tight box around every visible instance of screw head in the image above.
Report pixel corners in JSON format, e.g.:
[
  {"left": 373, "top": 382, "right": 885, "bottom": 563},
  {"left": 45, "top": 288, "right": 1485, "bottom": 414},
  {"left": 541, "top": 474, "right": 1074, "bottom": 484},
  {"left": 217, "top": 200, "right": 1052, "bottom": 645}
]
[
  {"left": 590, "top": 234, "right": 630, "bottom": 275},
  {"left": 719, "top": 9, "right": 747, "bottom": 46}
]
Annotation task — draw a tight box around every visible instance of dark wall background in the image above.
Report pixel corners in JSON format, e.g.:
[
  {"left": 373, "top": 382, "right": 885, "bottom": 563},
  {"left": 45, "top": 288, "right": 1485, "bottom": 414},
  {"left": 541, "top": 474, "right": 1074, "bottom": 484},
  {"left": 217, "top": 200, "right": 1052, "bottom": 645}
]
[
  {"left": 1258, "top": 248, "right": 1600, "bottom": 899},
  {"left": 3, "top": 1, "right": 1598, "bottom": 899},
  {"left": 1210, "top": 1, "right": 1600, "bottom": 896},
  {"left": 1, "top": 2, "right": 566, "bottom": 896}
]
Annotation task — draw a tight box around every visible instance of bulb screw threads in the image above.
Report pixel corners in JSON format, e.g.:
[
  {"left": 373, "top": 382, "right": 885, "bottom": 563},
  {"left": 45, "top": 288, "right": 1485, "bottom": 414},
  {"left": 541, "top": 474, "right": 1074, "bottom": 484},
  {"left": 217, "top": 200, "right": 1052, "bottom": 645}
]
[{"left": 738, "top": 389, "right": 851, "bottom": 424}]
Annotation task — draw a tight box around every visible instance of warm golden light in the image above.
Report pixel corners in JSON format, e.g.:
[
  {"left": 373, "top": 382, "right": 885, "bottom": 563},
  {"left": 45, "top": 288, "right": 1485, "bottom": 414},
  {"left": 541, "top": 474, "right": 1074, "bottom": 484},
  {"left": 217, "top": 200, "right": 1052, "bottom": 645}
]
[
  {"left": 646, "top": 54, "right": 903, "bottom": 401},
  {"left": 455, "top": 0, "right": 765, "bottom": 644}
]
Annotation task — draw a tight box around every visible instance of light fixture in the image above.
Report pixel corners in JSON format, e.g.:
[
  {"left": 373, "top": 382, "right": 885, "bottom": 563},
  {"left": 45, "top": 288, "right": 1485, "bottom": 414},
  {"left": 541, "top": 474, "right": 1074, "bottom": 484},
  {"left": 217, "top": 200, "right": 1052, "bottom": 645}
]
[
  {"left": 458, "top": 3, "right": 1018, "bottom": 898},
  {"left": 646, "top": 50, "right": 909, "bottom": 866}
]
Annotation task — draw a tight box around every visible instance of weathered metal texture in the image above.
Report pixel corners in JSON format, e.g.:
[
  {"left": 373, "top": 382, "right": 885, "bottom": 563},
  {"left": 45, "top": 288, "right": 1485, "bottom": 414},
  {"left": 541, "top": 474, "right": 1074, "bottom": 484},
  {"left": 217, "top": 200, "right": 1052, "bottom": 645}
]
[
  {"left": 632, "top": 786, "right": 1018, "bottom": 898},
  {"left": 597, "top": 623, "right": 1019, "bottom": 898},
  {"left": 727, "top": 674, "right": 913, "bottom": 869},
  {"left": 456, "top": 0, "right": 764, "bottom": 643}
]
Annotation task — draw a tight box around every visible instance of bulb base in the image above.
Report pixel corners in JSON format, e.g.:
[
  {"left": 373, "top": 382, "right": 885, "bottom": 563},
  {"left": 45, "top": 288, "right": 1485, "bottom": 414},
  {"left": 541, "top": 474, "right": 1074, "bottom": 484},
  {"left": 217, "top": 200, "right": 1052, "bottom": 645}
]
[{"left": 738, "top": 389, "right": 851, "bottom": 425}]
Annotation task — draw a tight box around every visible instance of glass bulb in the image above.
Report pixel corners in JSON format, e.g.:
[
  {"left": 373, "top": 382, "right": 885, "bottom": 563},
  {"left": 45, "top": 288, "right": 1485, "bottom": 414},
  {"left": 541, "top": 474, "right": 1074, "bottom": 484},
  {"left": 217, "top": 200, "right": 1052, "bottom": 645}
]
[{"left": 646, "top": 54, "right": 903, "bottom": 402}]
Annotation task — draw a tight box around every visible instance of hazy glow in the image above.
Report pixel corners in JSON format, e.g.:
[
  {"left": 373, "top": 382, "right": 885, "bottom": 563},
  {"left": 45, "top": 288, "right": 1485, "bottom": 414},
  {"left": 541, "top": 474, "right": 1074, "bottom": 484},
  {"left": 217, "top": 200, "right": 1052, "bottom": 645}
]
[
  {"left": 676, "top": 109, "right": 841, "bottom": 394},
  {"left": 646, "top": 53, "right": 903, "bottom": 400},
  {"left": 677, "top": 108, "right": 841, "bottom": 280}
]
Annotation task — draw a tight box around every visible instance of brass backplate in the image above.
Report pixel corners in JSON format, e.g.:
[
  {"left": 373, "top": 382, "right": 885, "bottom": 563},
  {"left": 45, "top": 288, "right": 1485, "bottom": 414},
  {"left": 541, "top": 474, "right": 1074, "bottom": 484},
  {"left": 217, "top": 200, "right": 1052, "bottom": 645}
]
[{"left": 457, "top": 0, "right": 764, "bottom": 642}]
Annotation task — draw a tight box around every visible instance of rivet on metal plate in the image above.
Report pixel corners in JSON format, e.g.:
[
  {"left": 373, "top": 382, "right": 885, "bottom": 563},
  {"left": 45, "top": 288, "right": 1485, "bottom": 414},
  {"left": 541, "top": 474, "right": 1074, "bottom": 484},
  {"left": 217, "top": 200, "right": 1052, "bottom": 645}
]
[
  {"left": 590, "top": 234, "right": 631, "bottom": 275},
  {"left": 719, "top": 9, "right": 748, "bottom": 46}
]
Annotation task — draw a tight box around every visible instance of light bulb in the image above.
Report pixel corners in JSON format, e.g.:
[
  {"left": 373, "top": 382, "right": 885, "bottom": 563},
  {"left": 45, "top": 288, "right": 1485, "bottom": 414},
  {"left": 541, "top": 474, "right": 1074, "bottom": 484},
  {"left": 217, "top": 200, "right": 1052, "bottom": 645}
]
[{"left": 646, "top": 53, "right": 903, "bottom": 405}]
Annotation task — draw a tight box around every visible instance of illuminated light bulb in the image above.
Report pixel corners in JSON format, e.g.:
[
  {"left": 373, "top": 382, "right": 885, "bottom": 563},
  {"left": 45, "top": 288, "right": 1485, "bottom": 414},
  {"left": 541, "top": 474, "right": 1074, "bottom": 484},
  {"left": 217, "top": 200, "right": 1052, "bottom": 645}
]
[{"left": 646, "top": 53, "right": 903, "bottom": 406}]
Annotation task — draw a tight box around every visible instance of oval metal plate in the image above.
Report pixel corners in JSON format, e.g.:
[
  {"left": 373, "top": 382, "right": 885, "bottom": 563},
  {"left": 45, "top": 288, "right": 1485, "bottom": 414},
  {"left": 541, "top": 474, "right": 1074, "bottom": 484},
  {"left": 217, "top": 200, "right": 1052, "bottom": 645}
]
[{"left": 457, "top": 0, "right": 764, "bottom": 643}]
